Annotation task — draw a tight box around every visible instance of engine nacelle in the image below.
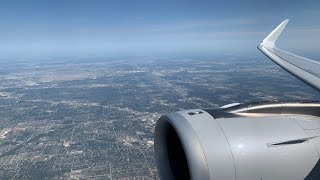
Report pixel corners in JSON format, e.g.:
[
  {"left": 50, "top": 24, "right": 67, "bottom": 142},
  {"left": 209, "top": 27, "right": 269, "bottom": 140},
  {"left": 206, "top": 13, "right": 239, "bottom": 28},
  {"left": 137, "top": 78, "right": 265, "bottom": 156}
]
[{"left": 154, "top": 102, "right": 320, "bottom": 180}]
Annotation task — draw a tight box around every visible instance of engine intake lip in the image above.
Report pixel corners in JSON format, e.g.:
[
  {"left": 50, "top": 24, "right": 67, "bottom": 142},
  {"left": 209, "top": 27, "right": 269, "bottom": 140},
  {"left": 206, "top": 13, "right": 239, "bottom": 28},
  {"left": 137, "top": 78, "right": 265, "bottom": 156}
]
[{"left": 154, "top": 112, "right": 210, "bottom": 180}]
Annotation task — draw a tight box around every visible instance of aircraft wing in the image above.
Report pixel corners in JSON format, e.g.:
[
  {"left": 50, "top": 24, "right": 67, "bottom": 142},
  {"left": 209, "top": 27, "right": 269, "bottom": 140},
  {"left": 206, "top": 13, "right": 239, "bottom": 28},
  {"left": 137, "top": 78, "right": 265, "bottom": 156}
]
[
  {"left": 258, "top": 19, "right": 320, "bottom": 91},
  {"left": 154, "top": 20, "right": 320, "bottom": 180}
]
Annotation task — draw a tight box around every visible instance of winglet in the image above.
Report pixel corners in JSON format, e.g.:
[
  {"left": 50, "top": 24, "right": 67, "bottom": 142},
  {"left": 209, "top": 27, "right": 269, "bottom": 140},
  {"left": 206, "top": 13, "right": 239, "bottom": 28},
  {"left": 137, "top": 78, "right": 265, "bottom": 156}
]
[
  {"left": 259, "top": 19, "right": 289, "bottom": 48},
  {"left": 258, "top": 19, "right": 320, "bottom": 91}
]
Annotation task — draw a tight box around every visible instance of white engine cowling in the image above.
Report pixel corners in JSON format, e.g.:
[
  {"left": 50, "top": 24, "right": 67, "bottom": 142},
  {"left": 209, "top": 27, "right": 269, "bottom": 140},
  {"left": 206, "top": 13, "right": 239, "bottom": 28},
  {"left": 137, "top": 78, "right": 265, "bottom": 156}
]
[{"left": 154, "top": 105, "right": 320, "bottom": 180}]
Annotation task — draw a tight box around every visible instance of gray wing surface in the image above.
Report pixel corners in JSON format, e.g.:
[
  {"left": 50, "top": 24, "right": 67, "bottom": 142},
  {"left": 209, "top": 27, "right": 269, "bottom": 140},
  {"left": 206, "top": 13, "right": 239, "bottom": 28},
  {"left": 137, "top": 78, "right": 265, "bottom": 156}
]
[{"left": 258, "top": 19, "right": 320, "bottom": 90}]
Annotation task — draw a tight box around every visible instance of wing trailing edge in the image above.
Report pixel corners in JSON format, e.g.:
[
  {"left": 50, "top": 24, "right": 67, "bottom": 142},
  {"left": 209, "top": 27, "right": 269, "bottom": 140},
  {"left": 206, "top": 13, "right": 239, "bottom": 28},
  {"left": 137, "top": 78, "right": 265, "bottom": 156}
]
[{"left": 258, "top": 19, "right": 320, "bottom": 91}]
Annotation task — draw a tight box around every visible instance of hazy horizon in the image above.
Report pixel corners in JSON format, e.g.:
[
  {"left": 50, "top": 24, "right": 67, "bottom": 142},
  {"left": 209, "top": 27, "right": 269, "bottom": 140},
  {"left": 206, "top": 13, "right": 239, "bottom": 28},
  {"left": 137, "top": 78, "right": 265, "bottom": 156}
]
[{"left": 1, "top": 0, "right": 320, "bottom": 60}]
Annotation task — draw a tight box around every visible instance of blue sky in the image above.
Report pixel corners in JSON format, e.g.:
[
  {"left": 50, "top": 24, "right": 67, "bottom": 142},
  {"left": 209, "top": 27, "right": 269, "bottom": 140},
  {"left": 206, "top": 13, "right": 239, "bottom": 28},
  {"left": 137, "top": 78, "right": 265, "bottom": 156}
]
[{"left": 0, "top": 0, "right": 319, "bottom": 59}]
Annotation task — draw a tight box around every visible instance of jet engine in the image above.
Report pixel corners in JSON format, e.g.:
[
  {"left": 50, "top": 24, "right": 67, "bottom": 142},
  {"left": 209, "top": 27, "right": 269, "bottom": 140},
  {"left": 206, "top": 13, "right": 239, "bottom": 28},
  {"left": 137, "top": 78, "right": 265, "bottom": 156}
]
[{"left": 154, "top": 102, "right": 320, "bottom": 180}]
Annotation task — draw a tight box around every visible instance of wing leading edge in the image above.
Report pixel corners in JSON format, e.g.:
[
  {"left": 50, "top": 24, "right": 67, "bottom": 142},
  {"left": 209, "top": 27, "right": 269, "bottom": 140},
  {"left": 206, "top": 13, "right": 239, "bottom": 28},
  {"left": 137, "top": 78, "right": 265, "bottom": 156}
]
[{"left": 258, "top": 19, "right": 320, "bottom": 91}]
